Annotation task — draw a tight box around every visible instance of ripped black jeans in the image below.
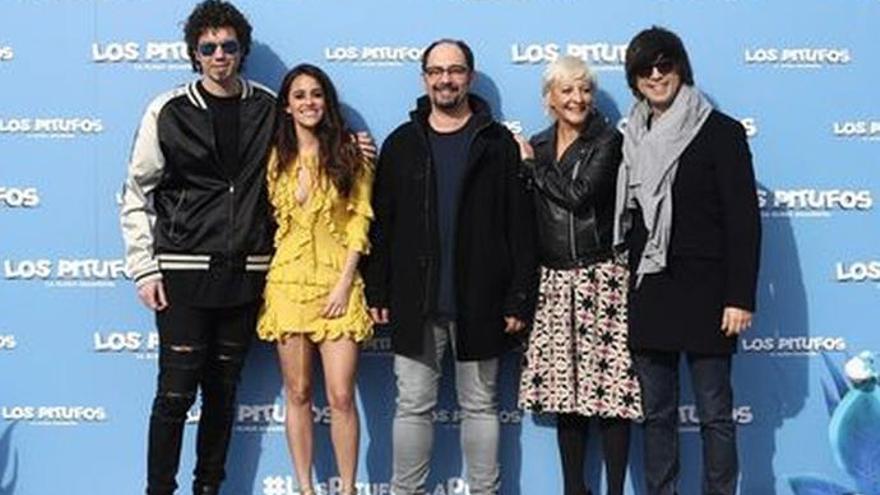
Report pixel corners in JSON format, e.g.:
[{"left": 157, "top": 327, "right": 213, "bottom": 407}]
[{"left": 146, "top": 301, "right": 258, "bottom": 495}]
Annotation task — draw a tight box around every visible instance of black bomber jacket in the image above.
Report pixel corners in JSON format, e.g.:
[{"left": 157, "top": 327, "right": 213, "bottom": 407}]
[{"left": 120, "top": 78, "right": 276, "bottom": 287}]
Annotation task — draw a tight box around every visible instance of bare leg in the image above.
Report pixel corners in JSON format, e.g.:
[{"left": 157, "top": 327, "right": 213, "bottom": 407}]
[
  {"left": 318, "top": 337, "right": 360, "bottom": 493},
  {"left": 277, "top": 335, "right": 317, "bottom": 492}
]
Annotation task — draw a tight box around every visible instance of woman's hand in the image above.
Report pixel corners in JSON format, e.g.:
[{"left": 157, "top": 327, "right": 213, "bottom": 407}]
[
  {"left": 369, "top": 307, "right": 390, "bottom": 324},
  {"left": 721, "top": 306, "right": 752, "bottom": 337},
  {"left": 513, "top": 134, "right": 535, "bottom": 160},
  {"left": 322, "top": 276, "right": 353, "bottom": 319},
  {"left": 504, "top": 316, "right": 527, "bottom": 333}
]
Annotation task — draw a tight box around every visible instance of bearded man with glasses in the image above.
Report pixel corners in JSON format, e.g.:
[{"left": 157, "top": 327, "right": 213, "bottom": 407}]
[{"left": 363, "top": 38, "right": 538, "bottom": 495}]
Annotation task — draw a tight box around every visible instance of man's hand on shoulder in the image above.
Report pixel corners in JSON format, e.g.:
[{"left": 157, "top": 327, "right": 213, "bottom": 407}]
[{"left": 355, "top": 132, "right": 377, "bottom": 160}]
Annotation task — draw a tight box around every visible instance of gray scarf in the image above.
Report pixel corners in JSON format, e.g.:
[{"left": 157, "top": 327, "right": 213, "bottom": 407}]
[{"left": 613, "top": 84, "right": 713, "bottom": 283}]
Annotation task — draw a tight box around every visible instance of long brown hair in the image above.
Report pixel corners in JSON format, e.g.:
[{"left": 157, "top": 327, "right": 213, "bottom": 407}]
[{"left": 273, "top": 63, "right": 362, "bottom": 197}]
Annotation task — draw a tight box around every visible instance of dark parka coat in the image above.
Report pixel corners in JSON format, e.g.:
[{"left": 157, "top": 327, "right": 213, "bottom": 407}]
[{"left": 363, "top": 94, "right": 538, "bottom": 360}]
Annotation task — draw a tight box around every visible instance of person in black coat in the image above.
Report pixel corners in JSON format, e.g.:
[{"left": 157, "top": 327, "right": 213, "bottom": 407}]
[
  {"left": 362, "top": 39, "right": 537, "bottom": 495},
  {"left": 613, "top": 27, "right": 761, "bottom": 495}
]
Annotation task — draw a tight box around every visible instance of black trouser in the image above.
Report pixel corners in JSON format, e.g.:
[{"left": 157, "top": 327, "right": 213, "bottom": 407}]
[
  {"left": 632, "top": 351, "right": 737, "bottom": 495},
  {"left": 146, "top": 301, "right": 258, "bottom": 495},
  {"left": 557, "top": 414, "right": 631, "bottom": 495}
]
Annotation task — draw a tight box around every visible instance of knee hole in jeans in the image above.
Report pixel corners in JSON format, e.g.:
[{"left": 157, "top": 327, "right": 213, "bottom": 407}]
[
  {"left": 161, "top": 343, "right": 207, "bottom": 370},
  {"left": 152, "top": 391, "right": 196, "bottom": 420}
]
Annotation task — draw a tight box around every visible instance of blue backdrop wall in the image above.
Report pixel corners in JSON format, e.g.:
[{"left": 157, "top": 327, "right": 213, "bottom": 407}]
[{"left": 1, "top": 1, "right": 879, "bottom": 494}]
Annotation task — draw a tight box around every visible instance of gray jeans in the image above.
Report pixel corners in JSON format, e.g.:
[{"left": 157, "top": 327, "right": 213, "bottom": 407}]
[{"left": 392, "top": 320, "right": 500, "bottom": 495}]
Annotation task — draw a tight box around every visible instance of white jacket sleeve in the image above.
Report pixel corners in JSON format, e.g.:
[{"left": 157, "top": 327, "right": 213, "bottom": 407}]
[{"left": 120, "top": 97, "right": 166, "bottom": 287}]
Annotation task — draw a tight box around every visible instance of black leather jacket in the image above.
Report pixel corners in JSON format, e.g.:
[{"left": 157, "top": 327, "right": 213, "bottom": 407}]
[{"left": 524, "top": 111, "right": 622, "bottom": 269}]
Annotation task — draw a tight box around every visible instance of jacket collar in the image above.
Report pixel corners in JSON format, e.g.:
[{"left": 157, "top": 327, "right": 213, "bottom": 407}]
[
  {"left": 185, "top": 77, "right": 254, "bottom": 109},
  {"left": 532, "top": 109, "right": 610, "bottom": 147}
]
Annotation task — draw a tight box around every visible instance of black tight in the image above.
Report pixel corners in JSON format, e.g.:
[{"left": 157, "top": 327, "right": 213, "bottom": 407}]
[{"left": 557, "top": 414, "right": 631, "bottom": 495}]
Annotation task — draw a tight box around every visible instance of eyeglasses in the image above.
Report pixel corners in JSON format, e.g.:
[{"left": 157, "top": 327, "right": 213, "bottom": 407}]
[
  {"left": 635, "top": 59, "right": 675, "bottom": 78},
  {"left": 197, "top": 40, "right": 240, "bottom": 57},
  {"left": 423, "top": 64, "right": 470, "bottom": 79}
]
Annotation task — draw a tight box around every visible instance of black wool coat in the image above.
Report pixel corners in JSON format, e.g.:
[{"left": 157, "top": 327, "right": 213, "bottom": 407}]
[
  {"left": 626, "top": 110, "right": 762, "bottom": 354},
  {"left": 363, "top": 95, "right": 538, "bottom": 360}
]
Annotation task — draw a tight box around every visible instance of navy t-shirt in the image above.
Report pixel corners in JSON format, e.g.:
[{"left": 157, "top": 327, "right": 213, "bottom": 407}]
[{"left": 428, "top": 117, "right": 477, "bottom": 318}]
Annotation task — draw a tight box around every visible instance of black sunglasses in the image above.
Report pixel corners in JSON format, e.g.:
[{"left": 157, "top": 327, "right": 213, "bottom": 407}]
[
  {"left": 197, "top": 40, "right": 240, "bottom": 57},
  {"left": 636, "top": 59, "right": 675, "bottom": 78}
]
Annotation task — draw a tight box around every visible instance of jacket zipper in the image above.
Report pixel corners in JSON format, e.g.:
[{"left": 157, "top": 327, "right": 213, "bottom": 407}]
[
  {"left": 228, "top": 182, "right": 235, "bottom": 256},
  {"left": 451, "top": 120, "right": 492, "bottom": 310},
  {"left": 422, "top": 155, "right": 433, "bottom": 314},
  {"left": 206, "top": 106, "right": 234, "bottom": 257},
  {"left": 569, "top": 157, "right": 583, "bottom": 260},
  {"left": 582, "top": 147, "right": 602, "bottom": 248}
]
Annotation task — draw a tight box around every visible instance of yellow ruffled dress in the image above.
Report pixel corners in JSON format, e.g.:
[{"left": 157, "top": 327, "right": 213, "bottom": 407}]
[{"left": 257, "top": 150, "right": 374, "bottom": 343}]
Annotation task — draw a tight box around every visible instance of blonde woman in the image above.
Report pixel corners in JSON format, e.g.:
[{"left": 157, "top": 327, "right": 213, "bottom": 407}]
[{"left": 515, "top": 56, "right": 642, "bottom": 495}]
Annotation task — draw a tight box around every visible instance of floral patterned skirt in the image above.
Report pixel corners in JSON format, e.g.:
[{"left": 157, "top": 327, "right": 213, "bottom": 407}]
[{"left": 518, "top": 260, "right": 642, "bottom": 419}]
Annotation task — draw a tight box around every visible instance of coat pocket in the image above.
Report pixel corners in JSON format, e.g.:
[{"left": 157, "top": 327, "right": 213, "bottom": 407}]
[{"left": 167, "top": 189, "right": 188, "bottom": 241}]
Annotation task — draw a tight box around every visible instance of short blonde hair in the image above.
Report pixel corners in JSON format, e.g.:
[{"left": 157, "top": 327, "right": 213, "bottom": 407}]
[{"left": 541, "top": 56, "right": 596, "bottom": 113}]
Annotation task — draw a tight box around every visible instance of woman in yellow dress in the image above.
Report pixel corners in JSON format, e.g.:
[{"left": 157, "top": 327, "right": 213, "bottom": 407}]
[{"left": 257, "top": 63, "right": 373, "bottom": 495}]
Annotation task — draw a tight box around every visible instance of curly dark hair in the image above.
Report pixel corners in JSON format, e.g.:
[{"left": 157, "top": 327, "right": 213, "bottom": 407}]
[
  {"left": 183, "top": 0, "right": 252, "bottom": 73},
  {"left": 624, "top": 26, "right": 695, "bottom": 99},
  {"left": 273, "top": 64, "right": 363, "bottom": 198}
]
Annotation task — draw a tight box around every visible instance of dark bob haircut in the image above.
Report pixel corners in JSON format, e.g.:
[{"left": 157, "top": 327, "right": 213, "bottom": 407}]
[
  {"left": 624, "top": 26, "right": 695, "bottom": 99},
  {"left": 183, "top": 0, "right": 253, "bottom": 73},
  {"left": 420, "top": 38, "right": 475, "bottom": 73}
]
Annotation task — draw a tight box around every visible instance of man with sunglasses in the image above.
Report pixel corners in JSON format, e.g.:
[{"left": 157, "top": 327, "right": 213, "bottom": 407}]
[
  {"left": 123, "top": 1, "right": 380, "bottom": 492},
  {"left": 122, "top": 2, "right": 276, "bottom": 494},
  {"left": 614, "top": 27, "right": 761, "bottom": 495},
  {"left": 363, "top": 39, "right": 537, "bottom": 495}
]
